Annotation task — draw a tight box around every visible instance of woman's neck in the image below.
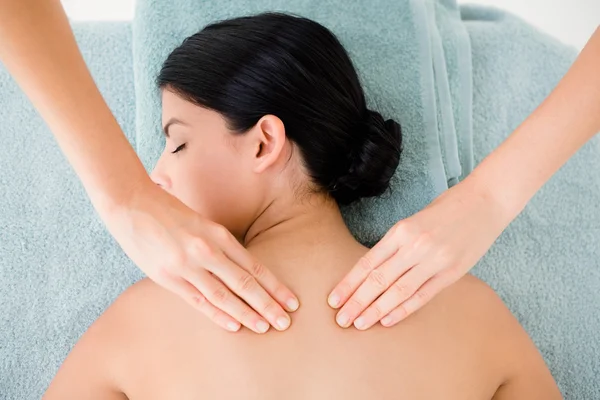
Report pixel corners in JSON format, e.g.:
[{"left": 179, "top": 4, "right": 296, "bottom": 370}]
[{"left": 243, "top": 195, "right": 368, "bottom": 275}]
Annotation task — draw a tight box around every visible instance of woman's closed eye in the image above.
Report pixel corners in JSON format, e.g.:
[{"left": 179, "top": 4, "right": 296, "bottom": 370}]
[{"left": 171, "top": 143, "right": 186, "bottom": 154}]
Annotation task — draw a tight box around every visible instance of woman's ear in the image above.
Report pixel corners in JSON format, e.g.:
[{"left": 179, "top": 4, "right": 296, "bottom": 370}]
[{"left": 252, "top": 115, "right": 287, "bottom": 173}]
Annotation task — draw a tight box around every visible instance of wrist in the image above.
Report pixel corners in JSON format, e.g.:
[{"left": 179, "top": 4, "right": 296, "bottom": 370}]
[{"left": 463, "top": 165, "right": 525, "bottom": 227}]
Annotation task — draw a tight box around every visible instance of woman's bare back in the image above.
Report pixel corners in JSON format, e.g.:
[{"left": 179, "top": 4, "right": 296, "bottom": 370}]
[
  {"left": 116, "top": 275, "right": 502, "bottom": 400},
  {"left": 45, "top": 262, "right": 559, "bottom": 400},
  {"left": 44, "top": 234, "right": 560, "bottom": 400}
]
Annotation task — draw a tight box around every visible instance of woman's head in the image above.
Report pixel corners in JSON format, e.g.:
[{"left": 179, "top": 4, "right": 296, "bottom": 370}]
[{"left": 152, "top": 12, "right": 402, "bottom": 239}]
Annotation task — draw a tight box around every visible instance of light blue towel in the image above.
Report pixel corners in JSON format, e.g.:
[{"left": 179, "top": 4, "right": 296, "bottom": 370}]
[{"left": 0, "top": 22, "right": 143, "bottom": 399}]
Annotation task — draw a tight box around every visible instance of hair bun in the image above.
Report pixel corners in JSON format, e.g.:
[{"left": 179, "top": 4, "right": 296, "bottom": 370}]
[{"left": 331, "top": 110, "right": 402, "bottom": 205}]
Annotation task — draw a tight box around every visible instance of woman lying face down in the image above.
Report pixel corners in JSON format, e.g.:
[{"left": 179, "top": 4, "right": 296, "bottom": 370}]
[{"left": 44, "top": 12, "right": 560, "bottom": 400}]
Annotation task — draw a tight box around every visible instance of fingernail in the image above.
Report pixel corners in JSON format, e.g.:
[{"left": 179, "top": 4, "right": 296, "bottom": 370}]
[
  {"left": 328, "top": 294, "right": 340, "bottom": 308},
  {"left": 354, "top": 317, "right": 366, "bottom": 330},
  {"left": 336, "top": 312, "right": 350, "bottom": 327},
  {"left": 286, "top": 298, "right": 299, "bottom": 312},
  {"left": 256, "top": 321, "right": 270, "bottom": 333},
  {"left": 381, "top": 316, "right": 393, "bottom": 327},
  {"left": 227, "top": 322, "right": 240, "bottom": 332},
  {"left": 276, "top": 316, "right": 290, "bottom": 330}
]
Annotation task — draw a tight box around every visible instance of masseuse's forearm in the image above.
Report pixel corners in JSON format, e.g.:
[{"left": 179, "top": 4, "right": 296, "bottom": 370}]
[
  {"left": 0, "top": 0, "right": 150, "bottom": 212},
  {"left": 469, "top": 27, "right": 600, "bottom": 219}
]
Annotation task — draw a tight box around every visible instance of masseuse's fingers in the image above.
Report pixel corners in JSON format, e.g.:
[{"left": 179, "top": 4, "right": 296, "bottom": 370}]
[
  {"left": 333, "top": 249, "right": 416, "bottom": 329},
  {"left": 164, "top": 275, "right": 241, "bottom": 332},
  {"left": 327, "top": 227, "right": 402, "bottom": 310},
  {"left": 185, "top": 269, "right": 272, "bottom": 334},
  {"left": 352, "top": 265, "right": 431, "bottom": 330},
  {"left": 201, "top": 248, "right": 292, "bottom": 332},
  {"left": 216, "top": 229, "right": 299, "bottom": 313}
]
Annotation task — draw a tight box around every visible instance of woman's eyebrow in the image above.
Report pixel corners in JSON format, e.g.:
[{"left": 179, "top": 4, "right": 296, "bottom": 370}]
[{"left": 162, "top": 118, "right": 188, "bottom": 137}]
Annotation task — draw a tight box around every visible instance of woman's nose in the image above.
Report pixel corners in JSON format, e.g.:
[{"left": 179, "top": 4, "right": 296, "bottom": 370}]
[{"left": 150, "top": 167, "right": 172, "bottom": 190}]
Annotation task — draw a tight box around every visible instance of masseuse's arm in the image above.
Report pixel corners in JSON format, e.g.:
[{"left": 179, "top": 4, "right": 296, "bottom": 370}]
[
  {"left": 0, "top": 0, "right": 298, "bottom": 334},
  {"left": 329, "top": 26, "right": 600, "bottom": 330}
]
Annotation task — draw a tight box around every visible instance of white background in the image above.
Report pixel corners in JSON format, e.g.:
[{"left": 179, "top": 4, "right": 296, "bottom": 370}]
[{"left": 61, "top": 0, "right": 599, "bottom": 51}]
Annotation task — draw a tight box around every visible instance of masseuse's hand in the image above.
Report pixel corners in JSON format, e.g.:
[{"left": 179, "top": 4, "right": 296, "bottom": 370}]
[
  {"left": 106, "top": 181, "right": 299, "bottom": 334},
  {"left": 328, "top": 177, "right": 512, "bottom": 330}
]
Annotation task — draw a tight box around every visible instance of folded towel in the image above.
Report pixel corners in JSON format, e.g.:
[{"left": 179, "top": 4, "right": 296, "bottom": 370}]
[
  {"left": 0, "top": 22, "right": 142, "bottom": 399},
  {"left": 431, "top": 0, "right": 474, "bottom": 182}
]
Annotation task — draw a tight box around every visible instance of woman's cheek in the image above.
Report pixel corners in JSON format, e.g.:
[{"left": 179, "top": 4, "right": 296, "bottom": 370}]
[{"left": 183, "top": 165, "right": 213, "bottom": 216}]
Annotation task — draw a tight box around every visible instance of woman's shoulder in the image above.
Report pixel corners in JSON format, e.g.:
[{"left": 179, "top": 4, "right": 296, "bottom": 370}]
[
  {"left": 113, "top": 277, "right": 195, "bottom": 326},
  {"left": 410, "top": 274, "right": 521, "bottom": 356},
  {"left": 118, "top": 277, "right": 165, "bottom": 303},
  {"left": 90, "top": 277, "right": 212, "bottom": 370},
  {"left": 91, "top": 278, "right": 174, "bottom": 346},
  {"left": 432, "top": 274, "right": 505, "bottom": 312}
]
